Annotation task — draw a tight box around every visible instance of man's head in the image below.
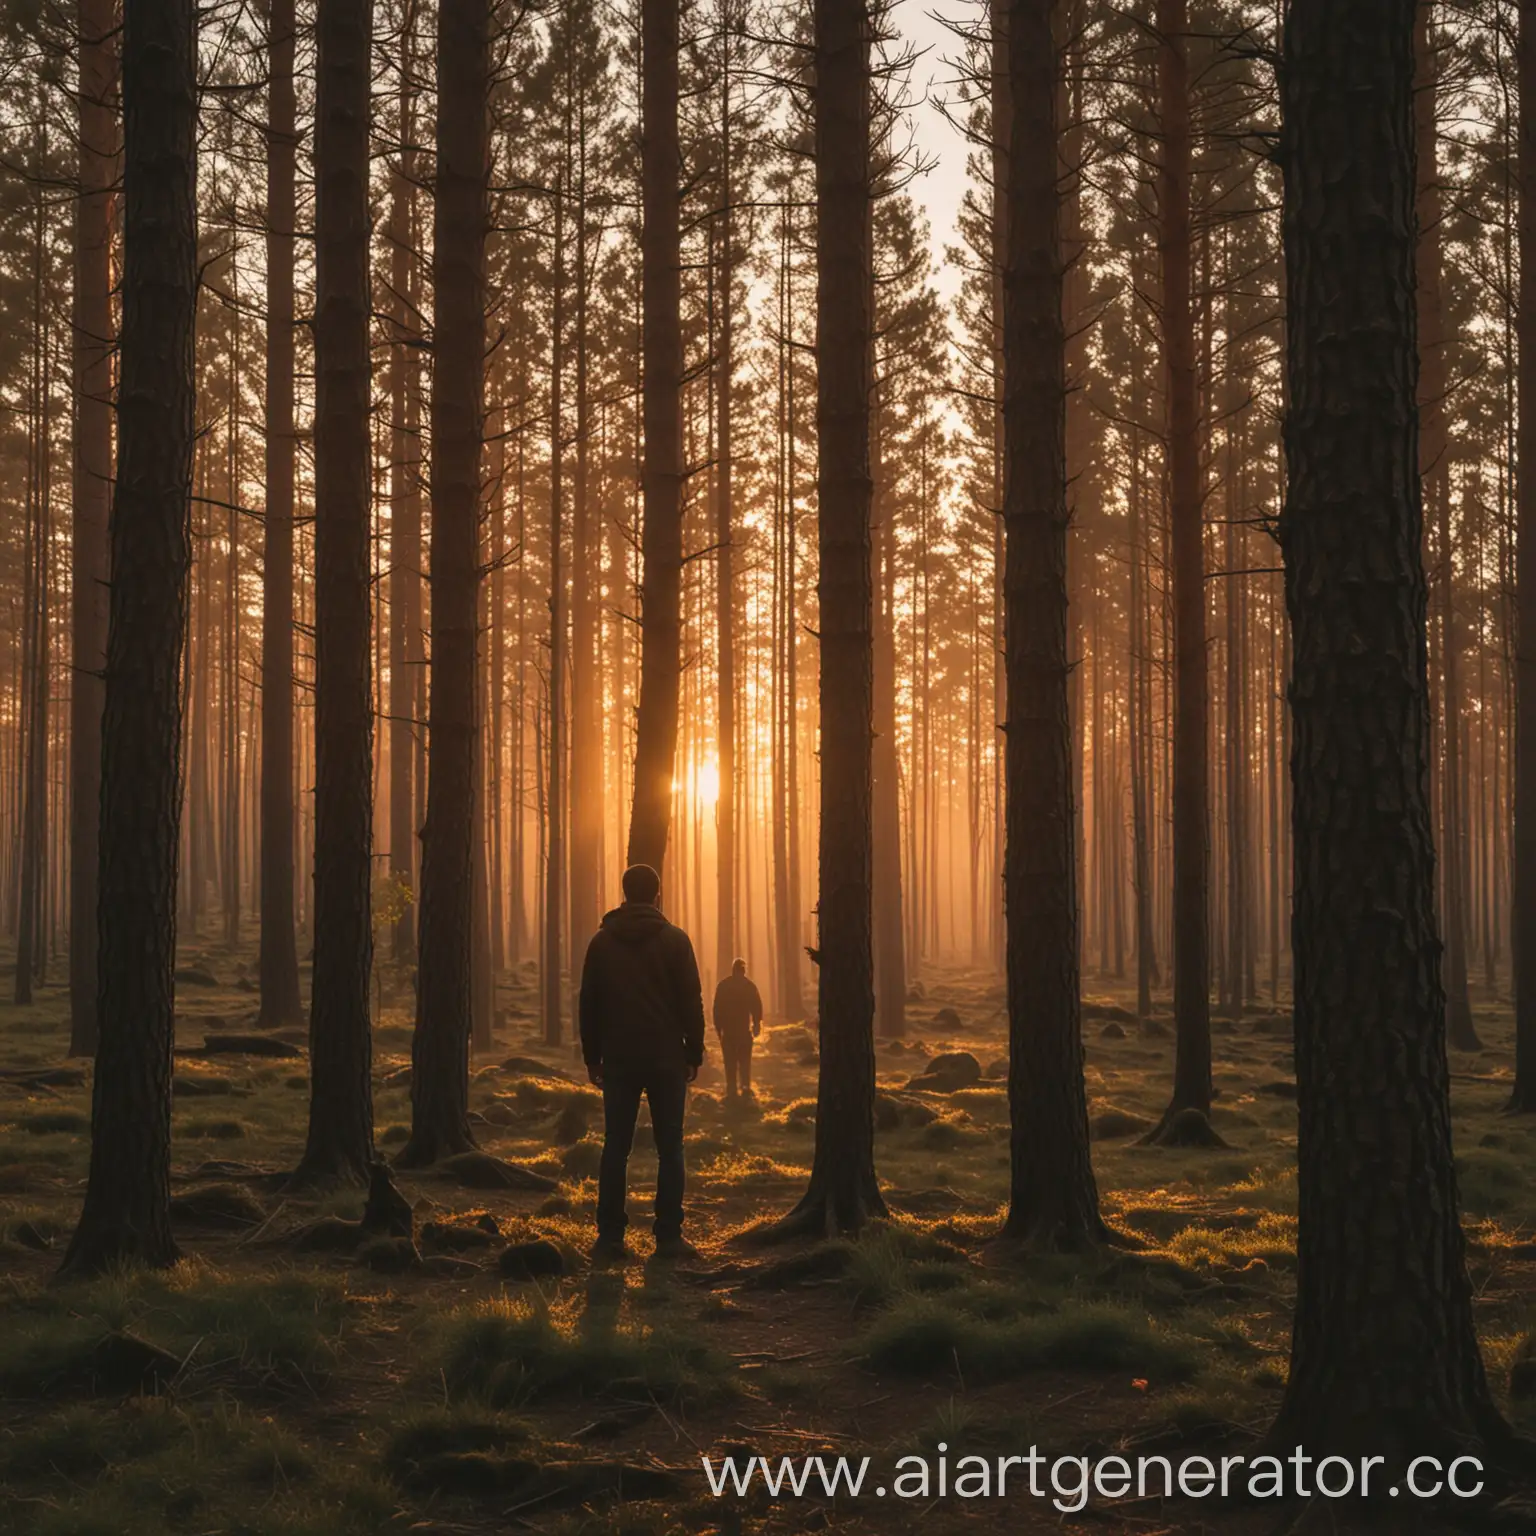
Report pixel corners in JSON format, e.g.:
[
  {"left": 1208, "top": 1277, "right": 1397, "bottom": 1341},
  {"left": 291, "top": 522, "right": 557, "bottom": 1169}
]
[
  {"left": 622, "top": 864, "right": 662, "bottom": 905},
  {"left": 732, "top": 958, "right": 746, "bottom": 977}
]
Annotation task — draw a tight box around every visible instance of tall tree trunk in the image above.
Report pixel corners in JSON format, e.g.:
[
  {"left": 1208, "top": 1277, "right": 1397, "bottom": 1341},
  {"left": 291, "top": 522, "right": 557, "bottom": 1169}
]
[
  {"left": 1128, "top": 282, "right": 1155, "bottom": 1020},
  {"left": 388, "top": 0, "right": 421, "bottom": 965},
  {"left": 1416, "top": 2, "right": 1480, "bottom": 1052},
  {"left": 296, "top": 0, "right": 375, "bottom": 1187},
  {"left": 772, "top": 203, "right": 797, "bottom": 1019},
  {"left": 1271, "top": 0, "right": 1515, "bottom": 1468},
  {"left": 1511, "top": 0, "right": 1536, "bottom": 1109},
  {"left": 472, "top": 712, "right": 495, "bottom": 1050},
  {"left": 1062, "top": 2, "right": 1089, "bottom": 984},
  {"left": 715, "top": 49, "right": 738, "bottom": 982},
  {"left": 1151, "top": 0, "right": 1214, "bottom": 1142},
  {"left": 570, "top": 76, "right": 603, "bottom": 968},
  {"left": 628, "top": 0, "right": 684, "bottom": 876},
  {"left": 545, "top": 163, "right": 568, "bottom": 1046},
  {"left": 490, "top": 406, "right": 507, "bottom": 971},
  {"left": 785, "top": 245, "right": 805, "bottom": 1017},
  {"left": 990, "top": 0, "right": 1010, "bottom": 979},
  {"left": 258, "top": 0, "right": 304, "bottom": 1029},
  {"left": 61, "top": 0, "right": 197, "bottom": 1277},
  {"left": 17, "top": 177, "right": 48, "bottom": 1009},
  {"left": 871, "top": 383, "right": 906, "bottom": 1038},
  {"left": 1002, "top": 0, "right": 1104, "bottom": 1247},
  {"left": 222, "top": 305, "right": 242, "bottom": 953},
  {"left": 1222, "top": 272, "right": 1248, "bottom": 1016},
  {"left": 68, "top": 0, "right": 117, "bottom": 1056},
  {"left": 401, "top": 0, "right": 488, "bottom": 1166},
  {"left": 189, "top": 457, "right": 211, "bottom": 935},
  {"left": 784, "top": 0, "right": 884, "bottom": 1236}
]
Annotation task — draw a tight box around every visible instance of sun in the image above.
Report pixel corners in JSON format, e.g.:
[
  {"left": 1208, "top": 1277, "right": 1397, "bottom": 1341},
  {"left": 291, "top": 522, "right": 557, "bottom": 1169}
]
[{"left": 675, "top": 758, "right": 721, "bottom": 807}]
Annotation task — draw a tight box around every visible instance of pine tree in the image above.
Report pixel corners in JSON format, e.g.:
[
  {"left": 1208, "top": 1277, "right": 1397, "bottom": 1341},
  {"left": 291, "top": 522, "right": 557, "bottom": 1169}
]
[
  {"left": 1271, "top": 0, "right": 1517, "bottom": 1469},
  {"left": 295, "top": 0, "right": 376, "bottom": 1188},
  {"left": 784, "top": 0, "right": 884, "bottom": 1236},
  {"left": 1509, "top": 0, "right": 1536, "bottom": 1111},
  {"left": 66, "top": 0, "right": 116, "bottom": 1057},
  {"left": 387, "top": 0, "right": 424, "bottom": 968},
  {"left": 999, "top": 0, "right": 1105, "bottom": 1247},
  {"left": 61, "top": 0, "right": 198, "bottom": 1278},
  {"left": 1149, "top": 0, "right": 1215, "bottom": 1145},
  {"left": 627, "top": 0, "right": 684, "bottom": 875},
  {"left": 401, "top": 0, "right": 492, "bottom": 1167},
  {"left": 257, "top": 0, "right": 304, "bottom": 1030}
]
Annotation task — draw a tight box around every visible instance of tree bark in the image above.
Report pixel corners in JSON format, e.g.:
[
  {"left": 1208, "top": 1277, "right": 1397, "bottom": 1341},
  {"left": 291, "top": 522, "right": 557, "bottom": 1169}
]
[
  {"left": 772, "top": 201, "right": 804, "bottom": 1021},
  {"left": 1222, "top": 277, "right": 1249, "bottom": 1016},
  {"left": 258, "top": 0, "right": 304, "bottom": 1030},
  {"left": 400, "top": 0, "right": 489, "bottom": 1167},
  {"left": 1512, "top": 0, "right": 1536, "bottom": 1109},
  {"left": 388, "top": 0, "right": 422, "bottom": 966},
  {"left": 1128, "top": 271, "right": 1156, "bottom": 1021},
  {"left": 67, "top": 0, "right": 117, "bottom": 1057},
  {"left": 17, "top": 170, "right": 50, "bottom": 1009},
  {"left": 61, "top": 0, "right": 197, "bottom": 1278},
  {"left": 627, "top": 0, "right": 684, "bottom": 876},
  {"left": 783, "top": 0, "right": 884, "bottom": 1236},
  {"left": 871, "top": 381, "right": 906, "bottom": 1038},
  {"left": 295, "top": 0, "right": 375, "bottom": 1188},
  {"left": 991, "top": 0, "right": 1010, "bottom": 980},
  {"left": 1001, "top": 0, "right": 1104, "bottom": 1248},
  {"left": 1152, "top": 0, "right": 1213, "bottom": 1140},
  {"left": 1415, "top": 2, "right": 1480, "bottom": 1052},
  {"left": 570, "top": 58, "right": 603, "bottom": 972},
  {"left": 545, "top": 154, "right": 568, "bottom": 1046},
  {"left": 715, "top": 49, "right": 738, "bottom": 982},
  {"left": 1271, "top": 0, "right": 1516, "bottom": 1469}
]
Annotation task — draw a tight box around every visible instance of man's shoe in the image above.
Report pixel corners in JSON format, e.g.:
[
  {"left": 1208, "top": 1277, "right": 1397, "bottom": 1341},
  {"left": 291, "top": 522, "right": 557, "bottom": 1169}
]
[
  {"left": 652, "top": 1235, "right": 701, "bottom": 1262},
  {"left": 589, "top": 1237, "right": 631, "bottom": 1266}
]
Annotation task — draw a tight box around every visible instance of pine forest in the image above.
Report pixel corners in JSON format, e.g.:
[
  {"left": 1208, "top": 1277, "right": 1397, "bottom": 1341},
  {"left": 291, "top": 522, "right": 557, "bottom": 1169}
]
[{"left": 0, "top": 0, "right": 1533, "bottom": 1531}]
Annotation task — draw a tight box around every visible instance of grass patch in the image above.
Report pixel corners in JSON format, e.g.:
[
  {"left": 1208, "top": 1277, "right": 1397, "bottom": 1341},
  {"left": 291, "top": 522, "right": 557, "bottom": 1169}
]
[
  {"left": 1457, "top": 1148, "right": 1530, "bottom": 1217},
  {"left": 857, "top": 1295, "right": 1201, "bottom": 1385},
  {"left": 695, "top": 1149, "right": 806, "bottom": 1186},
  {"left": 1160, "top": 1212, "right": 1296, "bottom": 1273},
  {"left": 0, "top": 1266, "right": 354, "bottom": 1397},
  {"left": 919, "top": 1118, "right": 986, "bottom": 1152},
  {"left": 438, "top": 1292, "right": 737, "bottom": 1408},
  {"left": 177, "top": 1117, "right": 249, "bottom": 1140},
  {"left": 0, "top": 1403, "right": 395, "bottom": 1536},
  {"left": 383, "top": 1404, "right": 533, "bottom": 1488},
  {"left": 17, "top": 1111, "right": 89, "bottom": 1136},
  {"left": 840, "top": 1223, "right": 971, "bottom": 1306},
  {"left": 0, "top": 1401, "right": 184, "bottom": 1482},
  {"left": 560, "top": 1136, "right": 603, "bottom": 1179}
]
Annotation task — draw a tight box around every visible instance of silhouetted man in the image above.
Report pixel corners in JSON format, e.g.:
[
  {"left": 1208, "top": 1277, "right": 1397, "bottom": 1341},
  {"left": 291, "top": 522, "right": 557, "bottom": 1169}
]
[
  {"left": 712, "top": 958, "right": 763, "bottom": 1098},
  {"left": 579, "top": 863, "right": 705, "bottom": 1261}
]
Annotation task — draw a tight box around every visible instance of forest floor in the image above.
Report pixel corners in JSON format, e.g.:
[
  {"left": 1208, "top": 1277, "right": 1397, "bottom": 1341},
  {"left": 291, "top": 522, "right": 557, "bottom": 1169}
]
[{"left": 1, "top": 952, "right": 1534, "bottom": 1536}]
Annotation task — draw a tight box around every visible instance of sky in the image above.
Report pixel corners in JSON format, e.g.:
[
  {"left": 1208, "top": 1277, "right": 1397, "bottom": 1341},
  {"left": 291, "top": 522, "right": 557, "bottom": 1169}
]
[{"left": 895, "top": 0, "right": 981, "bottom": 305}]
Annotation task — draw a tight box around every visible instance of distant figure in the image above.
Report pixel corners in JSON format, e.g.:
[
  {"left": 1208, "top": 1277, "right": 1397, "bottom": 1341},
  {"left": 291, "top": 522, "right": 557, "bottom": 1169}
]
[
  {"left": 712, "top": 958, "right": 764, "bottom": 1099},
  {"left": 578, "top": 863, "right": 705, "bottom": 1261}
]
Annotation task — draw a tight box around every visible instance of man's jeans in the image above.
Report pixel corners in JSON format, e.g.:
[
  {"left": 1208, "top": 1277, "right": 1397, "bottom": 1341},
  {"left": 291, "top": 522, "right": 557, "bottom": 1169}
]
[
  {"left": 597, "top": 1066, "right": 688, "bottom": 1243},
  {"left": 719, "top": 1025, "right": 753, "bottom": 1095}
]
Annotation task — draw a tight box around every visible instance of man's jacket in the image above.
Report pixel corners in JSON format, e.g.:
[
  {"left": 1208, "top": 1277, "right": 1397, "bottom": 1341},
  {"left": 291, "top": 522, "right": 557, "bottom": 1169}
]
[
  {"left": 579, "top": 902, "right": 706, "bottom": 1074},
  {"left": 712, "top": 974, "right": 763, "bottom": 1037}
]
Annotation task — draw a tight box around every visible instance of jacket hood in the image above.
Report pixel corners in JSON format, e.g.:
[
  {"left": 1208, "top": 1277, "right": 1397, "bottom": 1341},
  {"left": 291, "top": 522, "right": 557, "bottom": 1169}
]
[{"left": 600, "top": 901, "right": 671, "bottom": 945}]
